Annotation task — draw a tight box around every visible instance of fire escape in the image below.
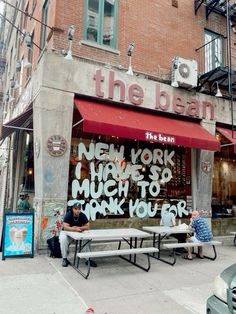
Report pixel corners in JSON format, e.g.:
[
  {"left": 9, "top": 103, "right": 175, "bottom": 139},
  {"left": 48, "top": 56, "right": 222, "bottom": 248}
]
[
  {"left": 195, "top": 0, "right": 236, "bottom": 154},
  {"left": 195, "top": 0, "right": 236, "bottom": 100}
]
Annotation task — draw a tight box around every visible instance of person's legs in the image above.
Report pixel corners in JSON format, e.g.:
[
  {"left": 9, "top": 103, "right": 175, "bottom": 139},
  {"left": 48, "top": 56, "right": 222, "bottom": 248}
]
[
  {"left": 198, "top": 246, "right": 203, "bottom": 258},
  {"left": 172, "top": 233, "right": 188, "bottom": 253},
  {"left": 59, "top": 232, "right": 72, "bottom": 266},
  {"left": 186, "top": 237, "right": 193, "bottom": 259},
  {"left": 184, "top": 236, "right": 201, "bottom": 260},
  {"left": 173, "top": 233, "right": 187, "bottom": 243}
]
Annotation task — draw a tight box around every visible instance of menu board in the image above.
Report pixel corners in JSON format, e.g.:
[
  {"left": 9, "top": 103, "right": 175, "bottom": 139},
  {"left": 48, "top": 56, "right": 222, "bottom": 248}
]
[{"left": 2, "top": 212, "right": 34, "bottom": 260}]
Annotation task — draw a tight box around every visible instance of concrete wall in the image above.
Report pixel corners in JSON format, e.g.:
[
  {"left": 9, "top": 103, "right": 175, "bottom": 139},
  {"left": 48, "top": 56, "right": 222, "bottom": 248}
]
[
  {"left": 33, "top": 85, "right": 74, "bottom": 248},
  {"left": 212, "top": 218, "right": 236, "bottom": 236}
]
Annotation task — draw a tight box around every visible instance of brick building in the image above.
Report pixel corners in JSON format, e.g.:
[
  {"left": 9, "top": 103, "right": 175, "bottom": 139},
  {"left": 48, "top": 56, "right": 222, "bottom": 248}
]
[{"left": 0, "top": 0, "right": 236, "bottom": 249}]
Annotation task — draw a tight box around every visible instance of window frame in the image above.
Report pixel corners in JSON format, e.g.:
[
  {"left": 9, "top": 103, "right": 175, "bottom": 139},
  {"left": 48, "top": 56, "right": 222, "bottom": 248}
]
[
  {"left": 40, "top": 0, "right": 49, "bottom": 50},
  {"left": 204, "top": 29, "right": 223, "bottom": 73},
  {"left": 83, "top": 0, "right": 118, "bottom": 49}
]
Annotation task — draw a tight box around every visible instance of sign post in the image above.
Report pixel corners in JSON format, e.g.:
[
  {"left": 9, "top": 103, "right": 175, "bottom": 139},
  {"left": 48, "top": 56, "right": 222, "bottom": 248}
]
[{"left": 2, "top": 211, "right": 34, "bottom": 260}]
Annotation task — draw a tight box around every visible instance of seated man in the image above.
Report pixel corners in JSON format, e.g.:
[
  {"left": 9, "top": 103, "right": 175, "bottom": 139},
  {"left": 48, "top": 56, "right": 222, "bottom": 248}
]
[
  {"left": 59, "top": 203, "right": 97, "bottom": 267},
  {"left": 184, "top": 210, "right": 213, "bottom": 260}
]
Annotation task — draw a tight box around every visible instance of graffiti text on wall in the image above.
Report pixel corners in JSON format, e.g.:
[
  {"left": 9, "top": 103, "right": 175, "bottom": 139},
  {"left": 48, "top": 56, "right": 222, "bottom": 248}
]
[{"left": 68, "top": 142, "right": 187, "bottom": 220}]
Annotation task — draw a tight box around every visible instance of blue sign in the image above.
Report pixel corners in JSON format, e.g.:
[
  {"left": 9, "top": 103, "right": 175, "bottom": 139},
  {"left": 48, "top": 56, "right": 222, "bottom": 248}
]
[{"left": 2, "top": 212, "right": 34, "bottom": 260}]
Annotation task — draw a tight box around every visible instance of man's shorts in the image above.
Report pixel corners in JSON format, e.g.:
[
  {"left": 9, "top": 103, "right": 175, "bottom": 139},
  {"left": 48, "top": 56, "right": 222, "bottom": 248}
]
[{"left": 189, "top": 235, "right": 200, "bottom": 243}]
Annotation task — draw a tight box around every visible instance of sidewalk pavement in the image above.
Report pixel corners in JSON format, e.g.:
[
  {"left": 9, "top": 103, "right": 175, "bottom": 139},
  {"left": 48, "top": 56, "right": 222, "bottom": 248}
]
[{"left": 1, "top": 236, "right": 236, "bottom": 314}]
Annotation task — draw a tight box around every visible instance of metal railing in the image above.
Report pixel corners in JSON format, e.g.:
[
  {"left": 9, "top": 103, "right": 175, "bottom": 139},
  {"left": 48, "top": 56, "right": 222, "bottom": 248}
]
[{"left": 195, "top": 36, "right": 227, "bottom": 75}]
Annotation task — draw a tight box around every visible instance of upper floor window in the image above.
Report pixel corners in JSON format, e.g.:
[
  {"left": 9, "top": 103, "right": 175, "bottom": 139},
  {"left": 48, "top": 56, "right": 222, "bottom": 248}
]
[
  {"left": 27, "top": 32, "right": 34, "bottom": 78},
  {"left": 40, "top": 0, "right": 49, "bottom": 49},
  {"left": 84, "top": 0, "right": 117, "bottom": 48},
  {"left": 204, "top": 30, "right": 223, "bottom": 73},
  {"left": 23, "top": 3, "right": 29, "bottom": 30}
]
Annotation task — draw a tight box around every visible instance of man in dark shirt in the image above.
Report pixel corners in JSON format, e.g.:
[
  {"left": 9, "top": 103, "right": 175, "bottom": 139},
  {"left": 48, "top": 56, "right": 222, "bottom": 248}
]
[{"left": 59, "top": 203, "right": 97, "bottom": 267}]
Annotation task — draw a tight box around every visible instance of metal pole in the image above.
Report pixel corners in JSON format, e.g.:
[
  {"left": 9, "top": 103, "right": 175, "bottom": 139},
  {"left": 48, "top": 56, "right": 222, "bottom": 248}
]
[{"left": 226, "top": 0, "right": 235, "bottom": 138}]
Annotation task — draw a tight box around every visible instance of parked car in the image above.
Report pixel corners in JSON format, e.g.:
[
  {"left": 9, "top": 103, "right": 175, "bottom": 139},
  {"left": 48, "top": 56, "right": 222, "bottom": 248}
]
[{"left": 206, "top": 263, "right": 236, "bottom": 313}]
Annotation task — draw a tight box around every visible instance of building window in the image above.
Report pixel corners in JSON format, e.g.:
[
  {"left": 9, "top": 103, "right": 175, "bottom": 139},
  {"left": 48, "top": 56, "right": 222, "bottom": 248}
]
[
  {"left": 23, "top": 3, "right": 29, "bottom": 30},
  {"left": 27, "top": 31, "right": 34, "bottom": 78},
  {"left": 31, "top": 0, "right": 37, "bottom": 15},
  {"left": 40, "top": 0, "right": 49, "bottom": 49},
  {"left": 20, "top": 132, "right": 34, "bottom": 193},
  {"left": 204, "top": 30, "right": 223, "bottom": 73},
  {"left": 84, "top": 0, "right": 117, "bottom": 48}
]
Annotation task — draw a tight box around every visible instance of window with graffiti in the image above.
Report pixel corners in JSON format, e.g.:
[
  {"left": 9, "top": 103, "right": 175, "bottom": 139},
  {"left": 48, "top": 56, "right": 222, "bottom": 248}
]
[{"left": 68, "top": 137, "right": 192, "bottom": 221}]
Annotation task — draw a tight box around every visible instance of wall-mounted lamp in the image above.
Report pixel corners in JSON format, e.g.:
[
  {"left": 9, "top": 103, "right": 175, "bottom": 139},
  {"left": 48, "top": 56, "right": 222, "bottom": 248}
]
[
  {"left": 10, "top": 78, "right": 15, "bottom": 89},
  {"left": 23, "top": 57, "right": 31, "bottom": 69},
  {"left": 65, "top": 25, "right": 75, "bottom": 61},
  {"left": 16, "top": 59, "right": 21, "bottom": 72},
  {"left": 126, "top": 41, "right": 135, "bottom": 76},
  {"left": 4, "top": 91, "right": 9, "bottom": 102},
  {"left": 24, "top": 32, "right": 32, "bottom": 48},
  {"left": 8, "top": 94, "right": 15, "bottom": 103},
  {"left": 213, "top": 81, "right": 223, "bottom": 97}
]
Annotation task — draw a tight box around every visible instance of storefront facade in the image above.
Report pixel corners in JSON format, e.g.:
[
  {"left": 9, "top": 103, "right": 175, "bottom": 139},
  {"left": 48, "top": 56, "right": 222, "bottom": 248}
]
[{"left": 7, "top": 52, "right": 230, "bottom": 249}]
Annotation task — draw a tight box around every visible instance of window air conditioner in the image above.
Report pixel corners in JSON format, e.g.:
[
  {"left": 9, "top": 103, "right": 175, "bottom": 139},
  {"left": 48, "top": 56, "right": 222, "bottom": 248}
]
[{"left": 171, "top": 56, "right": 198, "bottom": 89}]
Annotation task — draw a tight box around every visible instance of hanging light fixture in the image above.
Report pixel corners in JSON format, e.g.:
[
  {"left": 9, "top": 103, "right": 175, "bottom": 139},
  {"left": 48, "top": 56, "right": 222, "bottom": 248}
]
[
  {"left": 4, "top": 91, "right": 9, "bottom": 102},
  {"left": 16, "top": 59, "right": 21, "bottom": 72},
  {"left": 8, "top": 94, "right": 15, "bottom": 103},
  {"left": 10, "top": 78, "right": 15, "bottom": 88},
  {"left": 126, "top": 41, "right": 135, "bottom": 76},
  {"left": 65, "top": 25, "right": 75, "bottom": 60},
  {"left": 213, "top": 81, "right": 223, "bottom": 97},
  {"left": 23, "top": 57, "right": 31, "bottom": 69},
  {"left": 24, "top": 32, "right": 32, "bottom": 48}
]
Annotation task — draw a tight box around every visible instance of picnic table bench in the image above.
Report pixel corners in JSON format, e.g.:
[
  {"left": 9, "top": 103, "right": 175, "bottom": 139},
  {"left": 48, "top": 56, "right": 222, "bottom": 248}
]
[
  {"left": 163, "top": 240, "right": 222, "bottom": 265},
  {"left": 77, "top": 247, "right": 159, "bottom": 279}
]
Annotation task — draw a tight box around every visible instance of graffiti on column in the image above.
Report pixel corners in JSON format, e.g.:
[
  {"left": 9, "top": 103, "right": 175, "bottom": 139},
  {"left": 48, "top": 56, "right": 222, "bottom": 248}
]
[{"left": 41, "top": 202, "right": 65, "bottom": 240}]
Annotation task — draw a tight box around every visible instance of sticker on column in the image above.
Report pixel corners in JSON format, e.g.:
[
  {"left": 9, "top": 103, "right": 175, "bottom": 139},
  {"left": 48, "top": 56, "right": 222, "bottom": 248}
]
[{"left": 46, "top": 135, "right": 67, "bottom": 157}]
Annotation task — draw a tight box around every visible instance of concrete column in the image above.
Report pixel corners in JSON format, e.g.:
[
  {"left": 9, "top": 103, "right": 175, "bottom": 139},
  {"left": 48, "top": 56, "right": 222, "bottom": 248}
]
[
  {"left": 191, "top": 120, "right": 216, "bottom": 218},
  {"left": 33, "top": 87, "right": 74, "bottom": 249}
]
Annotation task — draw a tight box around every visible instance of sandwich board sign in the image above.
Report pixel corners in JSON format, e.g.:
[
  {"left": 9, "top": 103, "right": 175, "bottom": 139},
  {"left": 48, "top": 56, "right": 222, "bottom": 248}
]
[{"left": 2, "top": 211, "right": 34, "bottom": 260}]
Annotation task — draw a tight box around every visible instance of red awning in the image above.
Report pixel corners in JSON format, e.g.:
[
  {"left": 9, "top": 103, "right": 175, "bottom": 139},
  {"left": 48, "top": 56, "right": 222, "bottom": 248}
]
[
  {"left": 74, "top": 99, "right": 220, "bottom": 151},
  {"left": 216, "top": 127, "right": 236, "bottom": 153},
  {"left": 0, "top": 106, "right": 33, "bottom": 141}
]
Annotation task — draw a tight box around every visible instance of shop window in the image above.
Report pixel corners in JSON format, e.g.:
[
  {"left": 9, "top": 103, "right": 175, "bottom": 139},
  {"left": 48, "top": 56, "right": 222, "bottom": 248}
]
[
  {"left": 84, "top": 0, "right": 117, "bottom": 48},
  {"left": 68, "top": 137, "right": 192, "bottom": 221},
  {"left": 212, "top": 155, "right": 236, "bottom": 218},
  {"left": 204, "top": 30, "right": 223, "bottom": 73},
  {"left": 19, "top": 132, "right": 34, "bottom": 193}
]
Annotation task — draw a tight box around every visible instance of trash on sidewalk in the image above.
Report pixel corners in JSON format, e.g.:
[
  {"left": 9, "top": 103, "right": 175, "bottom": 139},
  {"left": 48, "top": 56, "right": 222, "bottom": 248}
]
[{"left": 85, "top": 307, "right": 94, "bottom": 313}]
